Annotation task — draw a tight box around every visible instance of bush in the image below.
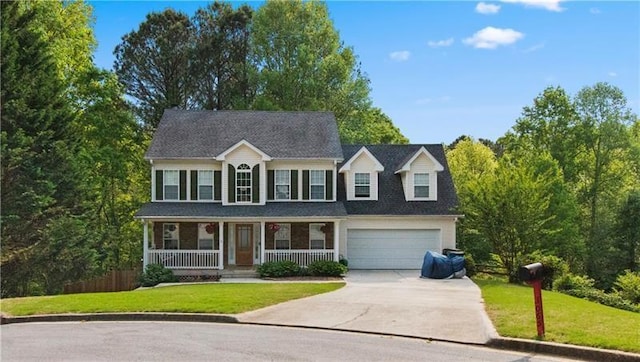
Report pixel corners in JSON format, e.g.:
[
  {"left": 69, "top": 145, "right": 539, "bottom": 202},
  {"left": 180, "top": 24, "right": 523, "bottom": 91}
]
[
  {"left": 614, "top": 270, "right": 640, "bottom": 305},
  {"left": 139, "top": 264, "right": 177, "bottom": 287},
  {"left": 307, "top": 260, "right": 347, "bottom": 277},
  {"left": 564, "top": 287, "right": 640, "bottom": 313},
  {"left": 553, "top": 273, "right": 595, "bottom": 292},
  {"left": 339, "top": 255, "right": 349, "bottom": 268},
  {"left": 257, "top": 261, "right": 301, "bottom": 278},
  {"left": 519, "top": 251, "right": 569, "bottom": 290},
  {"left": 464, "top": 254, "right": 477, "bottom": 277}
]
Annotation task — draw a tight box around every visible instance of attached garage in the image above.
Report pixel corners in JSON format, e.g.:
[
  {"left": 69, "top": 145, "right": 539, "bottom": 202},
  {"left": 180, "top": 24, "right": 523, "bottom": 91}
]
[{"left": 347, "top": 229, "right": 441, "bottom": 269}]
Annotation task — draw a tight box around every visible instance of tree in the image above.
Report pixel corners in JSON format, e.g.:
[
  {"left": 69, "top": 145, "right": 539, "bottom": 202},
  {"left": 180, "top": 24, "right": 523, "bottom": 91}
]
[
  {"left": 191, "top": 2, "right": 255, "bottom": 110},
  {"left": 1, "top": 1, "right": 84, "bottom": 296},
  {"left": 614, "top": 191, "right": 640, "bottom": 273},
  {"left": 114, "top": 9, "right": 193, "bottom": 128},
  {"left": 464, "top": 156, "right": 555, "bottom": 281},
  {"left": 251, "top": 0, "right": 405, "bottom": 143}
]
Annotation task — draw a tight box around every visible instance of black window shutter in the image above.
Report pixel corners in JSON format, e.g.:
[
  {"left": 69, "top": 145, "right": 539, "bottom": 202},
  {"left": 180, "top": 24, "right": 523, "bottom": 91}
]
[
  {"left": 214, "top": 170, "right": 222, "bottom": 201},
  {"left": 155, "top": 170, "right": 163, "bottom": 201},
  {"left": 252, "top": 164, "right": 260, "bottom": 203},
  {"left": 190, "top": 170, "right": 198, "bottom": 200},
  {"left": 302, "top": 170, "right": 309, "bottom": 200},
  {"left": 228, "top": 164, "right": 235, "bottom": 203},
  {"left": 326, "top": 170, "right": 333, "bottom": 200},
  {"left": 267, "top": 170, "right": 274, "bottom": 200},
  {"left": 179, "top": 170, "right": 187, "bottom": 200},
  {"left": 291, "top": 170, "right": 298, "bottom": 200}
]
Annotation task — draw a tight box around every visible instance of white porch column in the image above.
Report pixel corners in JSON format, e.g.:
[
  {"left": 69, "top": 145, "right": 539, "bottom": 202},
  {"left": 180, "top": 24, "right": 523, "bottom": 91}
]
[
  {"left": 143, "top": 220, "right": 149, "bottom": 269},
  {"left": 219, "top": 221, "right": 225, "bottom": 270},
  {"left": 333, "top": 220, "right": 340, "bottom": 262},
  {"left": 260, "top": 221, "right": 266, "bottom": 264}
]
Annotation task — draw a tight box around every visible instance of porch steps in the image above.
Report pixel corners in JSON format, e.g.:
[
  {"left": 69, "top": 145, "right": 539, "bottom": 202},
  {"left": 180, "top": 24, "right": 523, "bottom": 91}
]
[{"left": 218, "top": 268, "right": 259, "bottom": 279}]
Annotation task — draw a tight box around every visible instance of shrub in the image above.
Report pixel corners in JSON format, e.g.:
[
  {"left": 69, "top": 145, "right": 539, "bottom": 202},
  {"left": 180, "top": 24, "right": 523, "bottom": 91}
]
[
  {"left": 257, "top": 261, "right": 301, "bottom": 278},
  {"left": 139, "top": 264, "right": 177, "bottom": 287},
  {"left": 553, "top": 273, "right": 595, "bottom": 292},
  {"left": 307, "top": 260, "right": 347, "bottom": 277},
  {"left": 339, "top": 255, "right": 349, "bottom": 268},
  {"left": 614, "top": 270, "right": 640, "bottom": 305},
  {"left": 464, "top": 254, "right": 477, "bottom": 277},
  {"left": 519, "top": 251, "right": 569, "bottom": 290},
  {"left": 564, "top": 287, "right": 640, "bottom": 313}
]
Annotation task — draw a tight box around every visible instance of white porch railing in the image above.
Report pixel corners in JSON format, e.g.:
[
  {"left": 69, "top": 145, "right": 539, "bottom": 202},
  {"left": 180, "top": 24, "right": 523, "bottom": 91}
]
[
  {"left": 148, "top": 250, "right": 220, "bottom": 270},
  {"left": 264, "top": 250, "right": 334, "bottom": 267}
]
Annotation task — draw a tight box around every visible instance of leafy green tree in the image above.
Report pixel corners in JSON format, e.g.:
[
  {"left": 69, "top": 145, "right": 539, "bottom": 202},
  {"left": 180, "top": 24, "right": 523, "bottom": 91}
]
[
  {"left": 114, "top": 9, "right": 193, "bottom": 128},
  {"left": 1, "top": 1, "right": 84, "bottom": 296},
  {"left": 251, "top": 0, "right": 405, "bottom": 143},
  {"left": 614, "top": 191, "right": 640, "bottom": 272},
  {"left": 464, "top": 156, "right": 555, "bottom": 281},
  {"left": 191, "top": 2, "right": 255, "bottom": 110}
]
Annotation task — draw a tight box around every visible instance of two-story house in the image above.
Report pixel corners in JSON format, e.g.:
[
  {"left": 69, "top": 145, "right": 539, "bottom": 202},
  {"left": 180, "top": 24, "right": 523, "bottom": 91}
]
[{"left": 135, "top": 110, "right": 459, "bottom": 274}]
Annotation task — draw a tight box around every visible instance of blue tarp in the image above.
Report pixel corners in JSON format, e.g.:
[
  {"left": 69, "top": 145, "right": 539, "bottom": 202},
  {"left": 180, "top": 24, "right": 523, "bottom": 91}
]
[{"left": 421, "top": 251, "right": 466, "bottom": 279}]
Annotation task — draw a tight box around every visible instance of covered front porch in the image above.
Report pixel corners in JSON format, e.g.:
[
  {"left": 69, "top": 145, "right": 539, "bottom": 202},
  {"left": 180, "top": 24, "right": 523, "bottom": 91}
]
[{"left": 141, "top": 220, "right": 341, "bottom": 274}]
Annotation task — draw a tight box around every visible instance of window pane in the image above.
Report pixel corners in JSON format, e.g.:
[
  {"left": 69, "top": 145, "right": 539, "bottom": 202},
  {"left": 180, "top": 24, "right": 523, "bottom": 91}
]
[
  {"left": 415, "top": 186, "right": 429, "bottom": 198},
  {"left": 164, "top": 170, "right": 179, "bottom": 185},
  {"left": 355, "top": 185, "right": 370, "bottom": 197},
  {"left": 275, "top": 170, "right": 289, "bottom": 184},
  {"left": 355, "top": 173, "right": 370, "bottom": 185},
  {"left": 274, "top": 224, "right": 290, "bottom": 250},
  {"left": 310, "top": 185, "right": 324, "bottom": 200},
  {"left": 309, "top": 224, "right": 325, "bottom": 249},
  {"left": 165, "top": 185, "right": 179, "bottom": 200},
  {"left": 310, "top": 170, "right": 324, "bottom": 184},
  {"left": 199, "top": 170, "right": 213, "bottom": 184},
  {"left": 163, "top": 223, "right": 179, "bottom": 249},
  {"left": 310, "top": 239, "right": 325, "bottom": 249},
  {"left": 414, "top": 173, "right": 429, "bottom": 185},
  {"left": 275, "top": 239, "right": 290, "bottom": 250},
  {"left": 198, "top": 239, "right": 213, "bottom": 249},
  {"left": 276, "top": 185, "right": 290, "bottom": 200},
  {"left": 199, "top": 185, "right": 213, "bottom": 200}
]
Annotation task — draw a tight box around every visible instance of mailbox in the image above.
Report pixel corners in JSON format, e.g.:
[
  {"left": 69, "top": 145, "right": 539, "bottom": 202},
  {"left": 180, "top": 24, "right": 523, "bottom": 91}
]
[{"left": 519, "top": 262, "right": 546, "bottom": 282}]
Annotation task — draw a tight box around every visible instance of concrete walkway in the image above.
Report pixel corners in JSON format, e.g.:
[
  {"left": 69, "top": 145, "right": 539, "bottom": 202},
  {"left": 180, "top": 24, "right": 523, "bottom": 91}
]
[{"left": 238, "top": 270, "right": 497, "bottom": 344}]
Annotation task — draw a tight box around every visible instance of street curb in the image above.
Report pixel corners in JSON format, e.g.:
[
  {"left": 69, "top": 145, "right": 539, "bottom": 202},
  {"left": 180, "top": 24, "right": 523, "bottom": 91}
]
[
  {"left": 488, "top": 337, "right": 640, "bottom": 362},
  {"left": 0, "top": 313, "right": 238, "bottom": 325}
]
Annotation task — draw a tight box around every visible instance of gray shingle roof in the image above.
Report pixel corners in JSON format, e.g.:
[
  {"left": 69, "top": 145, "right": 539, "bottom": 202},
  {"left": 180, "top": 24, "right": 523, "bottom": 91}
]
[
  {"left": 135, "top": 202, "right": 348, "bottom": 219},
  {"left": 145, "top": 110, "right": 344, "bottom": 160},
  {"left": 338, "top": 144, "right": 459, "bottom": 216}
]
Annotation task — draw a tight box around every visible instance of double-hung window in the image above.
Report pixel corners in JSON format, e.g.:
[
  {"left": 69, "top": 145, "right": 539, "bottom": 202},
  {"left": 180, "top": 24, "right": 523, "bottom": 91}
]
[
  {"left": 414, "top": 173, "right": 429, "bottom": 198},
  {"left": 274, "top": 224, "right": 291, "bottom": 250},
  {"left": 198, "top": 170, "right": 213, "bottom": 200},
  {"left": 354, "top": 173, "right": 370, "bottom": 198},
  {"left": 197, "top": 223, "right": 214, "bottom": 250},
  {"left": 309, "top": 224, "right": 325, "bottom": 249},
  {"left": 163, "top": 223, "right": 179, "bottom": 249},
  {"left": 310, "top": 170, "right": 325, "bottom": 200},
  {"left": 236, "top": 164, "right": 251, "bottom": 202},
  {"left": 164, "top": 170, "right": 179, "bottom": 200},
  {"left": 275, "top": 170, "right": 290, "bottom": 200}
]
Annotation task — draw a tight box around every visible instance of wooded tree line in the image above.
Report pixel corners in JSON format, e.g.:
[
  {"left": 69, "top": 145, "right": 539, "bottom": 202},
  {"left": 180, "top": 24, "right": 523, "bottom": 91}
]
[
  {"left": 1, "top": 0, "right": 406, "bottom": 297},
  {"left": 448, "top": 84, "right": 640, "bottom": 289}
]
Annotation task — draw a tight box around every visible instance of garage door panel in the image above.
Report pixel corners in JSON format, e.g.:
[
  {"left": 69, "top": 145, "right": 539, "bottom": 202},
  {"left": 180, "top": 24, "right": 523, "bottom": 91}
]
[{"left": 347, "top": 229, "right": 440, "bottom": 269}]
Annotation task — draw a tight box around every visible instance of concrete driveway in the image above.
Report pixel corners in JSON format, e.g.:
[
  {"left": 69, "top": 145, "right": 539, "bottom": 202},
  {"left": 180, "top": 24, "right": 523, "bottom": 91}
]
[{"left": 237, "top": 270, "right": 497, "bottom": 344}]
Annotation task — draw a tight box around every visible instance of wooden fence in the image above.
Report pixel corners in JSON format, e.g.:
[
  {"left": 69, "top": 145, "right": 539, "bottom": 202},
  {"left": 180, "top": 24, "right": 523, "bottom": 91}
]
[{"left": 63, "top": 268, "right": 141, "bottom": 294}]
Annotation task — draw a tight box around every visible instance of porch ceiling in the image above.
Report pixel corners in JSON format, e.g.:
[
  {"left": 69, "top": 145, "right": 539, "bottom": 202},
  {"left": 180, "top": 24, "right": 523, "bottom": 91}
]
[{"left": 135, "top": 202, "right": 348, "bottom": 219}]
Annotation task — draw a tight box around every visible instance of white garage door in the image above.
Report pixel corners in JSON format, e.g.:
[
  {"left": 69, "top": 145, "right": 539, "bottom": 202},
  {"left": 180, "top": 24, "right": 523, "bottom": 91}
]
[{"left": 347, "top": 229, "right": 440, "bottom": 269}]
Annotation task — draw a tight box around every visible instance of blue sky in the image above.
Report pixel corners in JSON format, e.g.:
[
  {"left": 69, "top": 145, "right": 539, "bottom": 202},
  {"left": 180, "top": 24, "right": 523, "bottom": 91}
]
[{"left": 90, "top": 1, "right": 639, "bottom": 144}]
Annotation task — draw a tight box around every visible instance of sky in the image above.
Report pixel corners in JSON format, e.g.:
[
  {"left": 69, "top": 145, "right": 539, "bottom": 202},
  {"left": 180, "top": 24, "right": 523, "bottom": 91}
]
[{"left": 90, "top": 0, "right": 640, "bottom": 144}]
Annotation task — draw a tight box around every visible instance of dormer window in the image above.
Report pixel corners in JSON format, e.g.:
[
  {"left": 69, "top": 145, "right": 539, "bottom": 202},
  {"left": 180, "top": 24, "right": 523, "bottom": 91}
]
[
  {"left": 414, "top": 173, "right": 429, "bottom": 198},
  {"left": 236, "top": 164, "right": 252, "bottom": 202},
  {"left": 354, "top": 173, "right": 370, "bottom": 198}
]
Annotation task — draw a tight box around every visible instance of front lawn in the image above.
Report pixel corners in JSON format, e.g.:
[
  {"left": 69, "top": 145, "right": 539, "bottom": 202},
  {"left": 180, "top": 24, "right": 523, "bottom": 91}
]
[
  {"left": 0, "top": 283, "right": 345, "bottom": 316},
  {"left": 475, "top": 276, "right": 640, "bottom": 353}
]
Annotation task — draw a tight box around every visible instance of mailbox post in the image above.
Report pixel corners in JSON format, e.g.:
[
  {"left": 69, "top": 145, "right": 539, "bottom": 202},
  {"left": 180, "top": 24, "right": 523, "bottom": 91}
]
[{"left": 518, "top": 262, "right": 546, "bottom": 338}]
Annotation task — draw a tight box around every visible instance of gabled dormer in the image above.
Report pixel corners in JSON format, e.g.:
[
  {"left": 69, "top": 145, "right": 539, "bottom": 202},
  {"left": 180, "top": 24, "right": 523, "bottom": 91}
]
[
  {"left": 339, "top": 146, "right": 384, "bottom": 201},
  {"left": 218, "top": 140, "right": 271, "bottom": 206},
  {"left": 395, "top": 146, "right": 444, "bottom": 201}
]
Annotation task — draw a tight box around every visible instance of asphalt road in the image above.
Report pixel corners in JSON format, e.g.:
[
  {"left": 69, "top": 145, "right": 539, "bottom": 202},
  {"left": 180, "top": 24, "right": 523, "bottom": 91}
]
[{"left": 1, "top": 322, "right": 577, "bottom": 362}]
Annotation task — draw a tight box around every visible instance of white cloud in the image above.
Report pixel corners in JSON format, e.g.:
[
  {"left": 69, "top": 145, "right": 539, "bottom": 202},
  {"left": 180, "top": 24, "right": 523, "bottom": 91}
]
[
  {"left": 463, "top": 27, "right": 524, "bottom": 49},
  {"left": 523, "top": 42, "right": 545, "bottom": 53},
  {"left": 389, "top": 51, "right": 411, "bottom": 62},
  {"left": 427, "top": 38, "right": 455, "bottom": 48},
  {"left": 501, "top": 0, "right": 565, "bottom": 12},
  {"left": 608, "top": 71, "right": 617, "bottom": 77},
  {"left": 476, "top": 2, "right": 501, "bottom": 14},
  {"left": 590, "top": 7, "right": 601, "bottom": 14}
]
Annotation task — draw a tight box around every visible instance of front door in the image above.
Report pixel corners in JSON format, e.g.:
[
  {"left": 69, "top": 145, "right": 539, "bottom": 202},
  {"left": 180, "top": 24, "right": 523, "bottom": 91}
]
[{"left": 235, "top": 224, "right": 253, "bottom": 266}]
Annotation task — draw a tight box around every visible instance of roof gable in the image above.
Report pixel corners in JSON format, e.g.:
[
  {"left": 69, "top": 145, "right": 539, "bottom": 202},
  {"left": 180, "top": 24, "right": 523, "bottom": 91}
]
[
  {"left": 216, "top": 139, "right": 272, "bottom": 161},
  {"left": 338, "top": 146, "right": 384, "bottom": 173},
  {"left": 394, "top": 146, "right": 444, "bottom": 174},
  {"left": 146, "top": 110, "right": 344, "bottom": 160}
]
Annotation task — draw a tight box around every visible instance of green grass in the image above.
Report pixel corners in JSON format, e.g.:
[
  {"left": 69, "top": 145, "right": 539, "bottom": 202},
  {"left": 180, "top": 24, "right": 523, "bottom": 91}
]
[
  {"left": 0, "top": 283, "right": 345, "bottom": 316},
  {"left": 475, "top": 276, "right": 640, "bottom": 353}
]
